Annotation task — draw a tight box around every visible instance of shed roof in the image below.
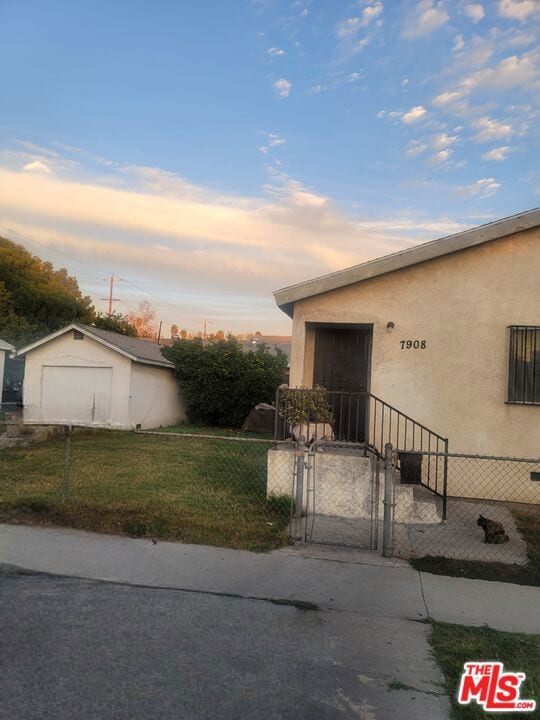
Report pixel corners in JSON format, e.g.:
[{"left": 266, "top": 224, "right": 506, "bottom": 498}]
[
  {"left": 274, "top": 207, "right": 540, "bottom": 317},
  {"left": 0, "top": 338, "right": 15, "bottom": 352},
  {"left": 16, "top": 323, "right": 174, "bottom": 369}
]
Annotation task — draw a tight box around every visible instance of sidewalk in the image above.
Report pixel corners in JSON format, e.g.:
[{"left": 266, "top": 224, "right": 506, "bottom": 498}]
[{"left": 1, "top": 523, "right": 539, "bottom": 634}]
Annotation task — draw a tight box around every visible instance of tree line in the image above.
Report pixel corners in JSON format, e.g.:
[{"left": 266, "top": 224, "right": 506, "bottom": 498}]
[{"left": 0, "top": 236, "right": 156, "bottom": 346}]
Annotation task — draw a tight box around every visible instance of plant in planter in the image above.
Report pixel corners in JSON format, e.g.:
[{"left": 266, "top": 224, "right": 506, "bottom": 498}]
[{"left": 279, "top": 386, "right": 334, "bottom": 442}]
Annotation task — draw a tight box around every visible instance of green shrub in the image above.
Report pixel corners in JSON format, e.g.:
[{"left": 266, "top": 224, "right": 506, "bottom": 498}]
[
  {"left": 279, "top": 386, "right": 333, "bottom": 427},
  {"left": 163, "top": 338, "right": 288, "bottom": 428}
]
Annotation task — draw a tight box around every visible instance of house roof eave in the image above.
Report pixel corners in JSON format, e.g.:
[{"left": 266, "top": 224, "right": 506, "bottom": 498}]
[{"left": 273, "top": 207, "right": 540, "bottom": 316}]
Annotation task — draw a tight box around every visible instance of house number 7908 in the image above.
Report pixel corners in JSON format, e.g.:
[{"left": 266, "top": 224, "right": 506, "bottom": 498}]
[{"left": 400, "top": 340, "right": 426, "bottom": 349}]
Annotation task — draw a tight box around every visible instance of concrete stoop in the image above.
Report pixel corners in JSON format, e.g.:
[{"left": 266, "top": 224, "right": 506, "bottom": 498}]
[
  {"left": 394, "top": 481, "right": 442, "bottom": 524},
  {"left": 267, "top": 446, "right": 443, "bottom": 525}
]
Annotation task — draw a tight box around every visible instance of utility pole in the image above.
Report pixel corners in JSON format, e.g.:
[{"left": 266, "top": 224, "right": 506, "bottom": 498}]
[
  {"left": 199, "top": 318, "right": 213, "bottom": 340},
  {"left": 101, "top": 274, "right": 121, "bottom": 316}
]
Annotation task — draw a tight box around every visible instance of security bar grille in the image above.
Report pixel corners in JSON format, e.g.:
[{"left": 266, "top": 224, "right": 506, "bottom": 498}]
[{"left": 508, "top": 326, "right": 540, "bottom": 405}]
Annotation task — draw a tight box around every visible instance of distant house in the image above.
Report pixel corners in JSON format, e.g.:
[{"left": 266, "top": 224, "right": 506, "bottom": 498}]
[
  {"left": 240, "top": 335, "right": 291, "bottom": 361},
  {"left": 0, "top": 338, "right": 15, "bottom": 405},
  {"left": 16, "top": 324, "right": 187, "bottom": 429},
  {"left": 274, "top": 208, "right": 539, "bottom": 500}
]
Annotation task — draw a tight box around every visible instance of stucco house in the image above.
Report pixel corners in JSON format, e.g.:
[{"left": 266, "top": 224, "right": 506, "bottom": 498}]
[
  {"left": 0, "top": 338, "right": 15, "bottom": 405},
  {"left": 16, "top": 324, "right": 187, "bottom": 429},
  {"left": 273, "top": 208, "right": 539, "bottom": 501}
]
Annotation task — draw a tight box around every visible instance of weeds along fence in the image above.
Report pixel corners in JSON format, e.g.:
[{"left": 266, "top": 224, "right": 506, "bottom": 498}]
[{"left": 0, "top": 424, "right": 294, "bottom": 552}]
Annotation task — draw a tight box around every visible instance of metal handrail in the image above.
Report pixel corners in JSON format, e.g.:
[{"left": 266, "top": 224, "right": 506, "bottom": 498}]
[{"left": 275, "top": 387, "right": 449, "bottom": 518}]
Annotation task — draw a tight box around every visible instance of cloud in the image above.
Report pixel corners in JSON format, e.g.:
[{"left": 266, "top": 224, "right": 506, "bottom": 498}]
[
  {"left": 453, "top": 34, "right": 465, "bottom": 51},
  {"left": 428, "top": 149, "right": 453, "bottom": 165},
  {"left": 273, "top": 78, "right": 292, "bottom": 97},
  {"left": 268, "top": 47, "right": 286, "bottom": 56},
  {"left": 405, "top": 140, "right": 429, "bottom": 157},
  {"left": 481, "top": 145, "right": 512, "bottom": 160},
  {"left": 0, "top": 142, "right": 475, "bottom": 333},
  {"left": 472, "top": 116, "right": 515, "bottom": 142},
  {"left": 260, "top": 133, "right": 287, "bottom": 152},
  {"left": 337, "top": 17, "right": 362, "bottom": 38},
  {"left": 402, "top": 1, "right": 449, "bottom": 39},
  {"left": 362, "top": 2, "right": 384, "bottom": 24},
  {"left": 431, "top": 51, "right": 540, "bottom": 111},
  {"left": 464, "top": 4, "right": 485, "bottom": 22},
  {"left": 268, "top": 133, "right": 286, "bottom": 147},
  {"left": 402, "top": 105, "right": 427, "bottom": 123},
  {"left": 459, "top": 177, "right": 501, "bottom": 197},
  {"left": 498, "top": 0, "right": 540, "bottom": 20},
  {"left": 431, "top": 132, "right": 459, "bottom": 149},
  {"left": 307, "top": 84, "right": 327, "bottom": 94},
  {"left": 461, "top": 53, "right": 540, "bottom": 93},
  {"left": 337, "top": 2, "right": 383, "bottom": 37},
  {"left": 23, "top": 160, "right": 54, "bottom": 174},
  {"left": 432, "top": 90, "right": 462, "bottom": 107}
]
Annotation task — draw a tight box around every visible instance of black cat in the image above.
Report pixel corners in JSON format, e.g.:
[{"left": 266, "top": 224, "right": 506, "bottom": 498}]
[{"left": 477, "top": 514, "right": 509, "bottom": 544}]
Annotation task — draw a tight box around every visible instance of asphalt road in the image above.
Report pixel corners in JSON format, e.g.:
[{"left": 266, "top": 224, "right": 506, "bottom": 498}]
[{"left": 0, "top": 565, "right": 449, "bottom": 720}]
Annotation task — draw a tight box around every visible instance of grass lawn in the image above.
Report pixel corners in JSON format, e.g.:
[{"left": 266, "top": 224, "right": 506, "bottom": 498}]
[
  {"left": 429, "top": 621, "right": 539, "bottom": 719},
  {"left": 411, "top": 506, "right": 540, "bottom": 587},
  {"left": 0, "top": 430, "right": 290, "bottom": 551}
]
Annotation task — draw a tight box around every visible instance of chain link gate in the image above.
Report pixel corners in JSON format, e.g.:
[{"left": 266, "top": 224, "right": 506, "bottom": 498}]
[{"left": 289, "top": 440, "right": 382, "bottom": 549}]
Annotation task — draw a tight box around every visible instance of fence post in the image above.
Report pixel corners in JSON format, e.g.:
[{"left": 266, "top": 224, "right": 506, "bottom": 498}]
[
  {"left": 294, "top": 437, "right": 306, "bottom": 519},
  {"left": 290, "top": 437, "right": 306, "bottom": 542},
  {"left": 274, "top": 387, "right": 280, "bottom": 440},
  {"left": 382, "top": 442, "right": 394, "bottom": 558},
  {"left": 60, "top": 425, "right": 72, "bottom": 502},
  {"left": 442, "top": 438, "right": 449, "bottom": 521}
]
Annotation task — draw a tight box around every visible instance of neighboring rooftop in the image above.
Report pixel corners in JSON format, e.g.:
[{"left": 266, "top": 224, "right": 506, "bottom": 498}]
[
  {"left": 274, "top": 207, "right": 540, "bottom": 317},
  {"left": 240, "top": 335, "right": 291, "bottom": 362},
  {"left": 16, "top": 323, "right": 174, "bottom": 368},
  {"left": 0, "top": 339, "right": 15, "bottom": 352}
]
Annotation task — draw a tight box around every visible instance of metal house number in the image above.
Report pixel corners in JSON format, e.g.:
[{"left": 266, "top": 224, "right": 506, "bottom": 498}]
[{"left": 400, "top": 339, "right": 426, "bottom": 350}]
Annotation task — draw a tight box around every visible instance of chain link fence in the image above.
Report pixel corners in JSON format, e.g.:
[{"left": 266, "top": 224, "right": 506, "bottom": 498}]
[
  {"left": 0, "top": 423, "right": 294, "bottom": 551},
  {"left": 0, "top": 414, "right": 538, "bottom": 571},
  {"left": 391, "top": 450, "right": 540, "bottom": 566}
]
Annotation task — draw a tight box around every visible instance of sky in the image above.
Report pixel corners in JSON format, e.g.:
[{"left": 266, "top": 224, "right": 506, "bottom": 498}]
[{"left": 0, "top": 0, "right": 539, "bottom": 335}]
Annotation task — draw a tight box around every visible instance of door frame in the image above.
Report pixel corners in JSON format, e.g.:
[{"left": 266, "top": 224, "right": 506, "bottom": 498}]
[
  {"left": 308, "top": 323, "right": 374, "bottom": 443},
  {"left": 309, "top": 322, "right": 373, "bottom": 392}
]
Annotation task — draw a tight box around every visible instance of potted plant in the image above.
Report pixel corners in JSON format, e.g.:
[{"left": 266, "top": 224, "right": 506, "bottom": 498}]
[{"left": 279, "top": 386, "right": 334, "bottom": 442}]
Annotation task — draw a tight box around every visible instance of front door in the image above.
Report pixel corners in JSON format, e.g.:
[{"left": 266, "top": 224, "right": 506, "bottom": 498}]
[{"left": 313, "top": 327, "right": 371, "bottom": 441}]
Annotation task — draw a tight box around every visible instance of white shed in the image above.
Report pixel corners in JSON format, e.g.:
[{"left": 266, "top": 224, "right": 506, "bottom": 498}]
[
  {"left": 17, "top": 324, "right": 187, "bottom": 429},
  {"left": 0, "top": 338, "right": 15, "bottom": 405}
]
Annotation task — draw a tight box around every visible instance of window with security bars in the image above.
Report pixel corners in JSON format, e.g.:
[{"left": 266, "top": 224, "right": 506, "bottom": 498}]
[{"left": 507, "top": 326, "right": 540, "bottom": 404}]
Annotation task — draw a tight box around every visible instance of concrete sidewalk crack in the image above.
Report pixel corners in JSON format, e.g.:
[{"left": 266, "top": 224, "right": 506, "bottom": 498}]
[{"left": 417, "top": 569, "right": 431, "bottom": 619}]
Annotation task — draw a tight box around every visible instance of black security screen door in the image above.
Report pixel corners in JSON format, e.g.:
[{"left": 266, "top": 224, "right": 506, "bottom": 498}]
[{"left": 313, "top": 327, "right": 372, "bottom": 442}]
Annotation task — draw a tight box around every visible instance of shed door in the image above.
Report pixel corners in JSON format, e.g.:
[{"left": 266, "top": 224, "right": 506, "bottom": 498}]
[{"left": 41, "top": 366, "right": 112, "bottom": 425}]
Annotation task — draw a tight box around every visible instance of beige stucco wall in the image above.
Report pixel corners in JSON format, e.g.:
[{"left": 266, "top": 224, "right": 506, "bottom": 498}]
[
  {"left": 288, "top": 228, "right": 540, "bottom": 498},
  {"left": 129, "top": 362, "right": 187, "bottom": 429},
  {"left": 23, "top": 331, "right": 132, "bottom": 427}
]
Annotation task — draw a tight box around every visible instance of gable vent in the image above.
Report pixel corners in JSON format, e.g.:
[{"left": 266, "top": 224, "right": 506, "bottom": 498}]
[{"left": 73, "top": 330, "right": 84, "bottom": 340}]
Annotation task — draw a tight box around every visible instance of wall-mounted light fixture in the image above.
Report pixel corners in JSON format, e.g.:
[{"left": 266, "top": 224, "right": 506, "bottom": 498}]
[{"left": 386, "top": 321, "right": 395, "bottom": 330}]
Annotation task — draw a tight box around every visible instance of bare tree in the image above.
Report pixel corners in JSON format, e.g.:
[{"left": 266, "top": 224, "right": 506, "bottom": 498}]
[{"left": 128, "top": 301, "right": 158, "bottom": 338}]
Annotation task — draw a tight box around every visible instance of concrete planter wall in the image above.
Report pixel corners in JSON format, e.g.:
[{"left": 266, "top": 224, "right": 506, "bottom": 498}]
[{"left": 267, "top": 445, "right": 441, "bottom": 524}]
